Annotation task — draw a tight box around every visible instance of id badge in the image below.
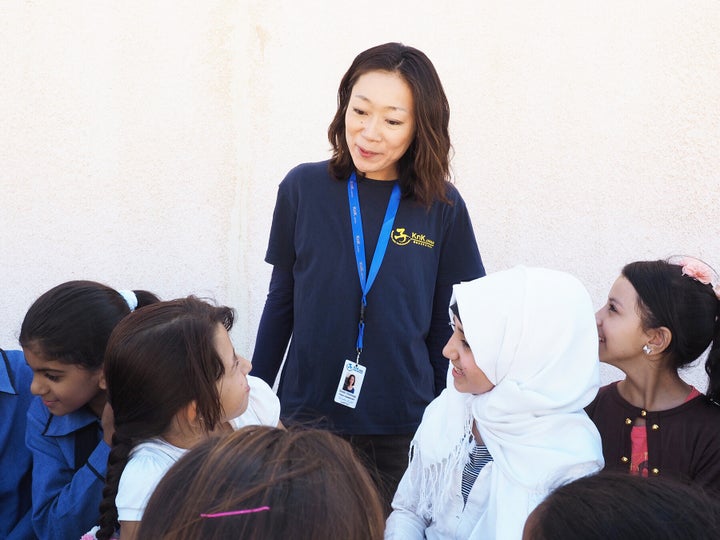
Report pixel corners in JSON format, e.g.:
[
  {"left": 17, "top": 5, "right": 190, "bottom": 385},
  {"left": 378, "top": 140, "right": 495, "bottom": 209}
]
[{"left": 334, "top": 360, "right": 366, "bottom": 409}]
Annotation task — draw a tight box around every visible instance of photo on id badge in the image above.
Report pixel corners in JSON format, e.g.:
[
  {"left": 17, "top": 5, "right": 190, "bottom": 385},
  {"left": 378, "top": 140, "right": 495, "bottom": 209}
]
[{"left": 334, "top": 361, "right": 366, "bottom": 408}]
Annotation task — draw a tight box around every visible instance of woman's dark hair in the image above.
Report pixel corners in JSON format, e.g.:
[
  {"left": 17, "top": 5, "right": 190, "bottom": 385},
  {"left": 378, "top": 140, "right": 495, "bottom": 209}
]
[
  {"left": 96, "top": 297, "right": 234, "bottom": 540},
  {"left": 343, "top": 374, "right": 355, "bottom": 388},
  {"left": 328, "top": 42, "right": 452, "bottom": 207},
  {"left": 524, "top": 472, "right": 720, "bottom": 540},
  {"left": 137, "top": 426, "right": 386, "bottom": 540},
  {"left": 622, "top": 259, "right": 720, "bottom": 401},
  {"left": 19, "top": 280, "right": 158, "bottom": 369}
]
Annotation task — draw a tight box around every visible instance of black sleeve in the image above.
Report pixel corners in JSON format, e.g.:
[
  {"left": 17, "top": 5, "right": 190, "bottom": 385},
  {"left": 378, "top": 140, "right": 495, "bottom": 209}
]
[
  {"left": 426, "top": 282, "right": 453, "bottom": 396},
  {"left": 250, "top": 266, "right": 294, "bottom": 386}
]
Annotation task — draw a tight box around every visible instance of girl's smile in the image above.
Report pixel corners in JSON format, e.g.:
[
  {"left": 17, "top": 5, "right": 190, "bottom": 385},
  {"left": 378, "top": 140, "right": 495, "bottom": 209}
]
[{"left": 24, "top": 345, "right": 106, "bottom": 417}]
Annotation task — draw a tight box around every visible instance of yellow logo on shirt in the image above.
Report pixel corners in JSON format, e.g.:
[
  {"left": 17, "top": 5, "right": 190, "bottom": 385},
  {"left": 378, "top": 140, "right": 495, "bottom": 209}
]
[{"left": 391, "top": 228, "right": 435, "bottom": 249}]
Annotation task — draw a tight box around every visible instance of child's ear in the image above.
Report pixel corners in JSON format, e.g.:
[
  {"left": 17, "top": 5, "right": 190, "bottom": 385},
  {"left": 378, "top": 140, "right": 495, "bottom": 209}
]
[
  {"left": 647, "top": 326, "right": 672, "bottom": 356},
  {"left": 98, "top": 370, "right": 107, "bottom": 391},
  {"left": 183, "top": 400, "right": 199, "bottom": 424}
]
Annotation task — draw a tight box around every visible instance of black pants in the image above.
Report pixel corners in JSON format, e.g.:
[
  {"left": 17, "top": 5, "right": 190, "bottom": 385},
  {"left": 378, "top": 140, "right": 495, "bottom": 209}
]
[{"left": 341, "top": 433, "right": 414, "bottom": 516}]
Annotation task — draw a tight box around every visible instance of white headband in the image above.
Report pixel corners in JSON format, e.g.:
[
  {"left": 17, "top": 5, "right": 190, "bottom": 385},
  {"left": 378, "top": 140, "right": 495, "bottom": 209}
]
[{"left": 117, "top": 289, "right": 138, "bottom": 312}]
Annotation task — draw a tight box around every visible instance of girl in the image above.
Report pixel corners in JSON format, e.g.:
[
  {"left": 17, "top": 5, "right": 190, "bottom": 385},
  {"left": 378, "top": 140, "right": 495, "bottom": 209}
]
[
  {"left": 385, "top": 267, "right": 604, "bottom": 539},
  {"left": 95, "top": 296, "right": 279, "bottom": 540},
  {"left": 137, "top": 426, "right": 386, "bottom": 540},
  {"left": 523, "top": 473, "right": 720, "bottom": 540},
  {"left": 0, "top": 348, "right": 34, "bottom": 540},
  {"left": 20, "top": 281, "right": 159, "bottom": 540},
  {"left": 252, "top": 42, "right": 485, "bottom": 508},
  {"left": 587, "top": 257, "right": 720, "bottom": 489}
]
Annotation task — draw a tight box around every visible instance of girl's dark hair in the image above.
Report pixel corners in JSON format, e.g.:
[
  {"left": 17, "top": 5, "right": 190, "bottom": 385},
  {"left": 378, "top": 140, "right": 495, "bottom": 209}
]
[
  {"left": 622, "top": 259, "right": 720, "bottom": 401},
  {"left": 19, "top": 280, "right": 158, "bottom": 369},
  {"left": 96, "top": 297, "right": 234, "bottom": 540},
  {"left": 328, "top": 42, "right": 452, "bottom": 207},
  {"left": 525, "top": 472, "right": 720, "bottom": 540},
  {"left": 137, "top": 426, "right": 386, "bottom": 540}
]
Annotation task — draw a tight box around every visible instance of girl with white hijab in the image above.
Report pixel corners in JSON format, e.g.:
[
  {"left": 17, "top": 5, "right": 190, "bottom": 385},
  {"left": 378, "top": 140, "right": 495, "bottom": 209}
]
[{"left": 385, "top": 266, "right": 604, "bottom": 540}]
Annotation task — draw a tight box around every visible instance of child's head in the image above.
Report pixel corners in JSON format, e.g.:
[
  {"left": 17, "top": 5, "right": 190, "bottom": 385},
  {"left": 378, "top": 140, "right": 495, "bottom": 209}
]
[
  {"left": 523, "top": 472, "right": 720, "bottom": 540},
  {"left": 596, "top": 257, "right": 720, "bottom": 399},
  {"left": 137, "top": 426, "right": 386, "bottom": 540},
  {"left": 445, "top": 302, "right": 495, "bottom": 395},
  {"left": 97, "top": 296, "right": 251, "bottom": 540},
  {"left": 446, "top": 266, "right": 598, "bottom": 405},
  {"left": 19, "top": 280, "right": 158, "bottom": 417}
]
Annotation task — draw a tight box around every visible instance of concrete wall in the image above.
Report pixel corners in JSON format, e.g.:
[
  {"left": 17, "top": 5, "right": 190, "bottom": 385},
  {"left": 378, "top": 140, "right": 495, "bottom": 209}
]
[{"left": 2, "top": 1, "right": 718, "bottom": 388}]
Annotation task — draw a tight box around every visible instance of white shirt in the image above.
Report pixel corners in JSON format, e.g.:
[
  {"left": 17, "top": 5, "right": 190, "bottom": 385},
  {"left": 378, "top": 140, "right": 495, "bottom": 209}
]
[
  {"left": 385, "top": 453, "right": 493, "bottom": 540},
  {"left": 116, "top": 375, "right": 281, "bottom": 521}
]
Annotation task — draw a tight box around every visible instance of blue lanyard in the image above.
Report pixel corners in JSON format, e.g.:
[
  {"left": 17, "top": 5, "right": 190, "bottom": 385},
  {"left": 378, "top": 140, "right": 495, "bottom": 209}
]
[{"left": 347, "top": 172, "right": 401, "bottom": 361}]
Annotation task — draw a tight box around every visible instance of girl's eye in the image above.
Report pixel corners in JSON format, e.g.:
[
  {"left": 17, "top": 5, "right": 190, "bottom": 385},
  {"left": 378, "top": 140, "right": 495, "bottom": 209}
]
[
  {"left": 461, "top": 340, "right": 471, "bottom": 350},
  {"left": 45, "top": 373, "right": 61, "bottom": 382},
  {"left": 608, "top": 302, "right": 617, "bottom": 313}
]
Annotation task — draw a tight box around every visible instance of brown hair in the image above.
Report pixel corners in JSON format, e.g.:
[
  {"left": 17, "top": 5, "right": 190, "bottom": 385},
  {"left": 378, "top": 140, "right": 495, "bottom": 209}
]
[
  {"left": 137, "top": 426, "right": 386, "bottom": 540},
  {"left": 328, "top": 42, "right": 452, "bottom": 207},
  {"left": 97, "top": 297, "right": 234, "bottom": 540}
]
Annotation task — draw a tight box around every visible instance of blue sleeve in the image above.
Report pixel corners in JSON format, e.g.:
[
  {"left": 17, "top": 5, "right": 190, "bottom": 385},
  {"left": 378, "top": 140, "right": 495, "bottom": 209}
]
[
  {"left": 25, "top": 401, "right": 109, "bottom": 540},
  {"left": 6, "top": 510, "right": 35, "bottom": 540},
  {"left": 437, "top": 189, "right": 485, "bottom": 286},
  {"left": 426, "top": 283, "right": 453, "bottom": 396},
  {"left": 251, "top": 266, "right": 294, "bottom": 385}
]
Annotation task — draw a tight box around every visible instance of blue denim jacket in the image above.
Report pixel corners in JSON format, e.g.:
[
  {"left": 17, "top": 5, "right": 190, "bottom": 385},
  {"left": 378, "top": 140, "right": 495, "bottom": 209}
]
[{"left": 0, "top": 349, "right": 36, "bottom": 540}]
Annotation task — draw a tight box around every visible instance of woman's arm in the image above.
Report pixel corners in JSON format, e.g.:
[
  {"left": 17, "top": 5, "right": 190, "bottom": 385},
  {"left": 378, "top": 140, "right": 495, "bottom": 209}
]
[{"left": 250, "top": 266, "right": 294, "bottom": 386}]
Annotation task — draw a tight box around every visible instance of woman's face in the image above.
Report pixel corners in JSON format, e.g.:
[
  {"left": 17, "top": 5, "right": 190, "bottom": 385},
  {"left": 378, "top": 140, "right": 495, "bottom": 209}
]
[
  {"left": 344, "top": 70, "right": 415, "bottom": 181},
  {"left": 595, "top": 276, "right": 651, "bottom": 368},
  {"left": 443, "top": 316, "right": 495, "bottom": 395},
  {"left": 214, "top": 324, "right": 252, "bottom": 422},
  {"left": 348, "top": 375, "right": 355, "bottom": 385},
  {"left": 24, "top": 345, "right": 106, "bottom": 417}
]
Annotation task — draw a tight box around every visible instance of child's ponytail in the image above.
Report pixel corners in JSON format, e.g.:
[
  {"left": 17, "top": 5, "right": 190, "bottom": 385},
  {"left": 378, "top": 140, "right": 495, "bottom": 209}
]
[
  {"left": 704, "top": 301, "right": 720, "bottom": 403},
  {"left": 96, "top": 434, "right": 133, "bottom": 540}
]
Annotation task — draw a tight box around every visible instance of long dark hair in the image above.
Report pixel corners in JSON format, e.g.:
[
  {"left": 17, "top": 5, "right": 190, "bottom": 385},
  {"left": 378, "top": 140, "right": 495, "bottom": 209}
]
[
  {"left": 328, "top": 42, "right": 452, "bottom": 207},
  {"left": 622, "top": 259, "right": 720, "bottom": 401},
  {"left": 137, "top": 426, "right": 386, "bottom": 540},
  {"left": 19, "top": 280, "right": 158, "bottom": 370},
  {"left": 96, "top": 297, "right": 235, "bottom": 540}
]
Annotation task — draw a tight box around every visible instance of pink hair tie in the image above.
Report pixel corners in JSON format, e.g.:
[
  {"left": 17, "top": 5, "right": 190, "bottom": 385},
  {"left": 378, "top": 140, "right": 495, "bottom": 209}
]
[{"left": 200, "top": 506, "right": 271, "bottom": 518}]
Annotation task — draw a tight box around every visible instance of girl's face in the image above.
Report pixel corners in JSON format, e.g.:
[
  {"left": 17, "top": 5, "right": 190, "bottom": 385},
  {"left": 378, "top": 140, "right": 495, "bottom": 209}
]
[
  {"left": 213, "top": 324, "right": 252, "bottom": 422},
  {"left": 595, "top": 276, "right": 651, "bottom": 368},
  {"left": 443, "top": 316, "right": 495, "bottom": 395},
  {"left": 344, "top": 70, "right": 415, "bottom": 181},
  {"left": 24, "top": 346, "right": 106, "bottom": 417}
]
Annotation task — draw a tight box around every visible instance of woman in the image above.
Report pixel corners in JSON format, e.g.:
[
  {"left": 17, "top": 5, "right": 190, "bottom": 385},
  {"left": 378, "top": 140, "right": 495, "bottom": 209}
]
[
  {"left": 385, "top": 267, "right": 603, "bottom": 539},
  {"left": 251, "top": 42, "right": 485, "bottom": 505},
  {"left": 587, "top": 257, "right": 720, "bottom": 490}
]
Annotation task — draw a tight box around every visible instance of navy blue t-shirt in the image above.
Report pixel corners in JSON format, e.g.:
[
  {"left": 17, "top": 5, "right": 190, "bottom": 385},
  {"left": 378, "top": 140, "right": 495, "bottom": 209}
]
[{"left": 252, "top": 161, "right": 484, "bottom": 434}]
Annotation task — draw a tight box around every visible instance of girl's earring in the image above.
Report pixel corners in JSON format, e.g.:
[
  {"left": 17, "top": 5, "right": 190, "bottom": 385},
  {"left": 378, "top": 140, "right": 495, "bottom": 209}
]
[{"left": 642, "top": 344, "right": 652, "bottom": 355}]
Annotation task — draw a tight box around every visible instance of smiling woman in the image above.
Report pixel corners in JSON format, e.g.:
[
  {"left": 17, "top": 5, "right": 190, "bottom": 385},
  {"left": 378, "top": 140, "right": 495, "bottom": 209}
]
[{"left": 251, "top": 42, "right": 485, "bottom": 511}]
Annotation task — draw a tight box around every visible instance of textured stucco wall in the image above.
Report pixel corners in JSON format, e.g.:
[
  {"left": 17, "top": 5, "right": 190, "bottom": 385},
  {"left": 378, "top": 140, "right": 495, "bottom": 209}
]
[{"left": 2, "top": 1, "right": 719, "bottom": 389}]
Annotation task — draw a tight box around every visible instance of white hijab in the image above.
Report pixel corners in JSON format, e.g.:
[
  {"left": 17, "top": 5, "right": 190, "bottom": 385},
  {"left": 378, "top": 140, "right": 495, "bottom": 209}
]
[{"left": 410, "top": 266, "right": 603, "bottom": 539}]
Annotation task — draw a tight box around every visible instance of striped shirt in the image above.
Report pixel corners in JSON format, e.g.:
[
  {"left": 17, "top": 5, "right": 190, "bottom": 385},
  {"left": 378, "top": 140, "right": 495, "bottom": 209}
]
[{"left": 461, "top": 441, "right": 493, "bottom": 505}]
